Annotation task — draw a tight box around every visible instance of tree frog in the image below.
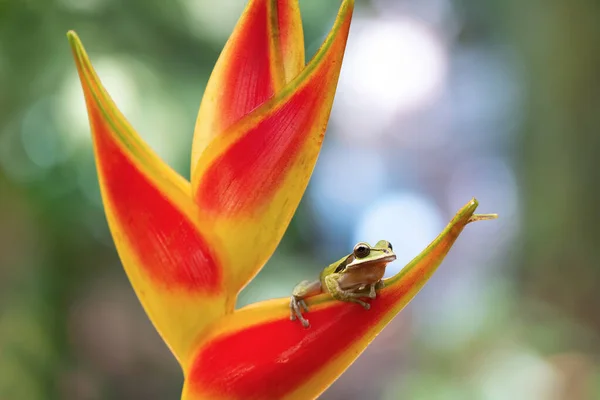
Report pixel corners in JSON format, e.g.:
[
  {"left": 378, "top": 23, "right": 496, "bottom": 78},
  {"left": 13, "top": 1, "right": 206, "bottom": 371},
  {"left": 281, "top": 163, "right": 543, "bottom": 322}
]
[{"left": 290, "top": 240, "right": 396, "bottom": 328}]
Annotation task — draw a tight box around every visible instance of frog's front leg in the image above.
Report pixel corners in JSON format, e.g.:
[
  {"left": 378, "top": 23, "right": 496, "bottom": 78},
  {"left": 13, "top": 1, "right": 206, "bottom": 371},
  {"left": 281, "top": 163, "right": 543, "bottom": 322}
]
[
  {"left": 353, "top": 280, "right": 383, "bottom": 299},
  {"left": 367, "top": 283, "right": 377, "bottom": 299},
  {"left": 290, "top": 280, "right": 322, "bottom": 328},
  {"left": 366, "top": 280, "right": 385, "bottom": 299},
  {"left": 324, "top": 274, "right": 371, "bottom": 310}
]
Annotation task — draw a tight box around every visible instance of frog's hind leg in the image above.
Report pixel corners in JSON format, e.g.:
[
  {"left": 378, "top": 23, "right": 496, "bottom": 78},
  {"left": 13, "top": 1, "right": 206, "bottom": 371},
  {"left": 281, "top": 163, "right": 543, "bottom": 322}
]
[
  {"left": 324, "top": 274, "right": 371, "bottom": 310},
  {"left": 351, "top": 282, "right": 380, "bottom": 299}
]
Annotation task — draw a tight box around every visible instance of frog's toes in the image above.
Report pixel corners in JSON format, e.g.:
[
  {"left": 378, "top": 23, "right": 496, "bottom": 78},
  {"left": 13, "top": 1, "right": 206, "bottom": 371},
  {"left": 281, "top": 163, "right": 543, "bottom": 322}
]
[
  {"left": 353, "top": 298, "right": 371, "bottom": 310},
  {"left": 289, "top": 296, "right": 299, "bottom": 320},
  {"left": 299, "top": 299, "right": 309, "bottom": 312},
  {"left": 290, "top": 296, "right": 311, "bottom": 328}
]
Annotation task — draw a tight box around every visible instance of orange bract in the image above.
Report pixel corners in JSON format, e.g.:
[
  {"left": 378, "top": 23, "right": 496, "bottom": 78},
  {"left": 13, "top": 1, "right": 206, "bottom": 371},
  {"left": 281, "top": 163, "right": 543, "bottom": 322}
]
[
  {"left": 182, "top": 199, "right": 487, "bottom": 400},
  {"left": 67, "top": 0, "right": 496, "bottom": 398},
  {"left": 191, "top": 0, "right": 353, "bottom": 299}
]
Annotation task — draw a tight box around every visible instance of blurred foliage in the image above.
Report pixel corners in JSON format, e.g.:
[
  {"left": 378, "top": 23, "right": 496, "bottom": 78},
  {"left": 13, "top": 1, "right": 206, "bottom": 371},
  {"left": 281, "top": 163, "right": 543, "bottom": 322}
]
[
  {"left": 507, "top": 0, "right": 600, "bottom": 335},
  {"left": 1, "top": 0, "right": 599, "bottom": 399}
]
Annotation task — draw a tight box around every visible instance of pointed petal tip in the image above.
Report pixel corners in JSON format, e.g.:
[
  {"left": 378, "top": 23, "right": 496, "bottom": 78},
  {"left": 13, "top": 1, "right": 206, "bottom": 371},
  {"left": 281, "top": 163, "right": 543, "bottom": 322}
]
[
  {"left": 66, "top": 30, "right": 88, "bottom": 74},
  {"left": 66, "top": 30, "right": 81, "bottom": 51},
  {"left": 340, "top": 0, "right": 355, "bottom": 15}
]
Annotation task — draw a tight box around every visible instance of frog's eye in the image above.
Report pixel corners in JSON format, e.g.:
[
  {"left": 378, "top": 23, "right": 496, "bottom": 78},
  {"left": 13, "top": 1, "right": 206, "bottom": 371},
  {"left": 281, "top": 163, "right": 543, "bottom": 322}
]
[
  {"left": 387, "top": 242, "right": 393, "bottom": 251},
  {"left": 353, "top": 243, "right": 370, "bottom": 258}
]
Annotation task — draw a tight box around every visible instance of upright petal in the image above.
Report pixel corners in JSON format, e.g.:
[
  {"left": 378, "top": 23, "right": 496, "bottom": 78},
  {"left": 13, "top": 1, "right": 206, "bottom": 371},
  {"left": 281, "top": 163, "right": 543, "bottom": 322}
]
[
  {"left": 183, "top": 199, "right": 494, "bottom": 399},
  {"left": 67, "top": 32, "right": 228, "bottom": 365},
  {"left": 192, "top": 0, "right": 354, "bottom": 298},
  {"left": 273, "top": 0, "right": 305, "bottom": 83},
  {"left": 191, "top": 0, "right": 305, "bottom": 172}
]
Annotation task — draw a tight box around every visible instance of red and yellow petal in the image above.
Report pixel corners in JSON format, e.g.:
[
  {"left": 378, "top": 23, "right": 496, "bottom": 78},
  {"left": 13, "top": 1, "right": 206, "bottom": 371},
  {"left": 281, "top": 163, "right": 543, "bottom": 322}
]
[
  {"left": 191, "top": 0, "right": 354, "bottom": 299},
  {"left": 67, "top": 31, "right": 229, "bottom": 365},
  {"left": 273, "top": 0, "right": 305, "bottom": 83},
  {"left": 190, "top": 0, "right": 306, "bottom": 172},
  {"left": 182, "top": 199, "right": 490, "bottom": 399}
]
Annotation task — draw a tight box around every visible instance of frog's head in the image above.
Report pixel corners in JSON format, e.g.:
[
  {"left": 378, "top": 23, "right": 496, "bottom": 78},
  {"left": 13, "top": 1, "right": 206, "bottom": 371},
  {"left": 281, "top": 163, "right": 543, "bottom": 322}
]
[{"left": 345, "top": 240, "right": 396, "bottom": 269}]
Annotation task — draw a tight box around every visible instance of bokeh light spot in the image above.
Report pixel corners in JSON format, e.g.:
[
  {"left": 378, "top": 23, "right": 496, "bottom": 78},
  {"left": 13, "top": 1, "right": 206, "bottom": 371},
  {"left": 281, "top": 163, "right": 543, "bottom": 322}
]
[
  {"left": 352, "top": 192, "right": 445, "bottom": 276},
  {"left": 180, "top": 0, "right": 246, "bottom": 43},
  {"left": 21, "top": 97, "right": 63, "bottom": 169},
  {"left": 333, "top": 17, "right": 448, "bottom": 138}
]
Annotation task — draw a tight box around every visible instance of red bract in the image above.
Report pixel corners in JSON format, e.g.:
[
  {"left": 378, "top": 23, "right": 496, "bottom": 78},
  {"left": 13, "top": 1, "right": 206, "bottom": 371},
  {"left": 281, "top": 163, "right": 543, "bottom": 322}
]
[{"left": 67, "top": 0, "right": 496, "bottom": 398}]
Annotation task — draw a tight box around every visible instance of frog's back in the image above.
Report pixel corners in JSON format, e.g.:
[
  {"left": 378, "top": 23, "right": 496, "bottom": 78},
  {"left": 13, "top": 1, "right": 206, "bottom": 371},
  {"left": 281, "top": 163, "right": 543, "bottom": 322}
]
[{"left": 319, "top": 255, "right": 349, "bottom": 286}]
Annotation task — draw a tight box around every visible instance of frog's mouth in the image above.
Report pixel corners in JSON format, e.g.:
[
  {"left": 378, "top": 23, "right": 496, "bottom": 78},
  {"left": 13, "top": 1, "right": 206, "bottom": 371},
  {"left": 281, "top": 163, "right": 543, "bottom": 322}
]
[
  {"left": 378, "top": 254, "right": 397, "bottom": 264},
  {"left": 346, "top": 254, "right": 397, "bottom": 269}
]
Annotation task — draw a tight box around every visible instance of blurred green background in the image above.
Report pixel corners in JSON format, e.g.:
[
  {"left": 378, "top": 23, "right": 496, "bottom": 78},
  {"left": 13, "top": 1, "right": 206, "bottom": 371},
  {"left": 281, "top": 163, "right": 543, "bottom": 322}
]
[{"left": 1, "top": 0, "right": 599, "bottom": 399}]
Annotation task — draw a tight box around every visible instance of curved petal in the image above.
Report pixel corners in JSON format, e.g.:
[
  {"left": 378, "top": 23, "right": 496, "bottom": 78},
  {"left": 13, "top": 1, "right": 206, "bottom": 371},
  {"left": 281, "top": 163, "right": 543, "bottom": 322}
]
[
  {"left": 191, "top": 0, "right": 305, "bottom": 172},
  {"left": 67, "top": 31, "right": 228, "bottom": 365},
  {"left": 182, "top": 199, "right": 495, "bottom": 399},
  {"left": 192, "top": 0, "right": 354, "bottom": 298}
]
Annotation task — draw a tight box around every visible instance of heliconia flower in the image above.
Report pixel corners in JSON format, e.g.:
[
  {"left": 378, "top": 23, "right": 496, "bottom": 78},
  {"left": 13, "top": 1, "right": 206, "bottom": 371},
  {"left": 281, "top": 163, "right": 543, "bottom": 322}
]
[{"left": 67, "top": 0, "right": 497, "bottom": 398}]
